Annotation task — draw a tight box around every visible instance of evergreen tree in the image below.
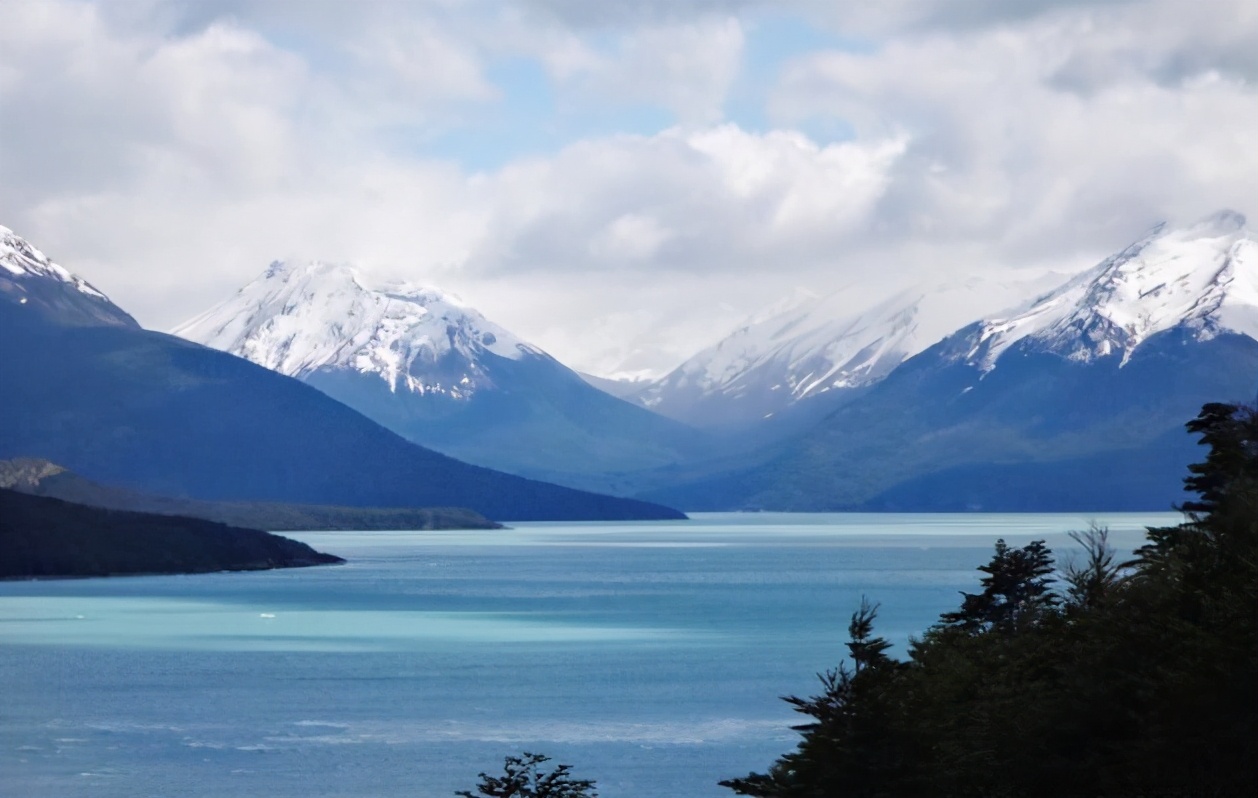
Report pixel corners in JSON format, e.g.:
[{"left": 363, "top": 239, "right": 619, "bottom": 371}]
[
  {"left": 720, "top": 599, "right": 902, "bottom": 798},
  {"left": 939, "top": 538, "right": 1057, "bottom": 634},
  {"left": 722, "top": 401, "right": 1258, "bottom": 797},
  {"left": 457, "top": 753, "right": 596, "bottom": 798}
]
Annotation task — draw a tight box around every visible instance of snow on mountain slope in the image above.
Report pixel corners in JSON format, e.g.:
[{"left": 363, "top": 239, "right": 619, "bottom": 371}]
[
  {"left": 1, "top": 226, "right": 108, "bottom": 298},
  {"left": 633, "top": 273, "right": 1064, "bottom": 426},
  {"left": 960, "top": 210, "right": 1258, "bottom": 369},
  {"left": 174, "top": 261, "right": 541, "bottom": 398},
  {"left": 0, "top": 225, "right": 138, "bottom": 328}
]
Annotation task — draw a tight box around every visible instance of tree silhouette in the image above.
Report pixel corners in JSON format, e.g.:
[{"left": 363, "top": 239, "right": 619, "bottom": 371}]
[
  {"left": 456, "top": 753, "right": 596, "bottom": 798},
  {"left": 721, "top": 402, "right": 1258, "bottom": 797}
]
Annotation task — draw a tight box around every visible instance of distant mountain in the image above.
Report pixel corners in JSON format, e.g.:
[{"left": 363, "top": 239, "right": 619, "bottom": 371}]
[
  {"left": 0, "top": 227, "right": 684, "bottom": 521},
  {"left": 630, "top": 274, "right": 1067, "bottom": 429},
  {"left": 0, "top": 487, "right": 344, "bottom": 579},
  {"left": 955, "top": 210, "right": 1258, "bottom": 370},
  {"left": 643, "top": 211, "right": 1258, "bottom": 511},
  {"left": 174, "top": 261, "right": 709, "bottom": 490},
  {"left": 0, "top": 458, "right": 500, "bottom": 531},
  {"left": 578, "top": 372, "right": 651, "bottom": 400}
]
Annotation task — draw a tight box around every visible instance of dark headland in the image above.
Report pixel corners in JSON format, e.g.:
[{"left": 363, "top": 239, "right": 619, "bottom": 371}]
[{"left": 0, "top": 487, "right": 344, "bottom": 579}]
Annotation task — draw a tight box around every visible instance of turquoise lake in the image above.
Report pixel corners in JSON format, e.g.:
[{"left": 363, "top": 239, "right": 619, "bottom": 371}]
[{"left": 0, "top": 512, "right": 1179, "bottom": 797}]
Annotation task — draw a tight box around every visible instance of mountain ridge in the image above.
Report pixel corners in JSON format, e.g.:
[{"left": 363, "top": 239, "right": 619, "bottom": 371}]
[
  {"left": 638, "top": 211, "right": 1258, "bottom": 511},
  {"left": 0, "top": 225, "right": 139, "bottom": 328},
  {"left": 174, "top": 260, "right": 538, "bottom": 398},
  {"left": 956, "top": 210, "right": 1257, "bottom": 370},
  {"left": 0, "top": 226, "right": 685, "bottom": 521},
  {"left": 628, "top": 271, "right": 1071, "bottom": 429},
  {"left": 176, "top": 260, "right": 713, "bottom": 491}
]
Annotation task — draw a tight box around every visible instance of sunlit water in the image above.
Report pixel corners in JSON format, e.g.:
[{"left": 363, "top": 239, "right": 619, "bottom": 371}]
[{"left": 0, "top": 512, "right": 1177, "bottom": 798}]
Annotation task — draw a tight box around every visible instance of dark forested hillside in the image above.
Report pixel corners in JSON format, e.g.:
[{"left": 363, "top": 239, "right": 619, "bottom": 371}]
[
  {"left": 0, "top": 488, "right": 345, "bottom": 578},
  {"left": 722, "top": 402, "right": 1258, "bottom": 797}
]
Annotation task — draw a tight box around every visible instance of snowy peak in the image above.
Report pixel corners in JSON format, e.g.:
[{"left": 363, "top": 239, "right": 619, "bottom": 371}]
[
  {"left": 1, "top": 225, "right": 107, "bottom": 299},
  {"left": 962, "top": 211, "right": 1258, "bottom": 369},
  {"left": 634, "top": 272, "right": 1060, "bottom": 426},
  {"left": 175, "top": 260, "right": 537, "bottom": 398},
  {"left": 0, "top": 225, "right": 137, "bottom": 328}
]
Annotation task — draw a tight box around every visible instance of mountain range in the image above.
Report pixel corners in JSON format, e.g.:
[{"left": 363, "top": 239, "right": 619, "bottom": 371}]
[
  {"left": 640, "top": 210, "right": 1258, "bottom": 510},
  {"left": 625, "top": 273, "right": 1069, "bottom": 430},
  {"left": 174, "top": 261, "right": 710, "bottom": 492},
  {"left": 0, "top": 225, "right": 684, "bottom": 521},
  {"left": 4, "top": 209, "right": 1255, "bottom": 517}
]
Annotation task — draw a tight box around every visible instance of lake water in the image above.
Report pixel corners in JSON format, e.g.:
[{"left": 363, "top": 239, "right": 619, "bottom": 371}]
[{"left": 0, "top": 512, "right": 1178, "bottom": 798}]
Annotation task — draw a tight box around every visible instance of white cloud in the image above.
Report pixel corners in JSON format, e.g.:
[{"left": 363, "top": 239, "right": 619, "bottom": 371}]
[
  {"left": 1, "top": 0, "right": 1256, "bottom": 379},
  {"left": 347, "top": 17, "right": 498, "bottom": 106},
  {"left": 560, "top": 17, "right": 745, "bottom": 126},
  {"left": 769, "top": 1, "right": 1258, "bottom": 262},
  {"left": 465, "top": 126, "right": 904, "bottom": 277}
]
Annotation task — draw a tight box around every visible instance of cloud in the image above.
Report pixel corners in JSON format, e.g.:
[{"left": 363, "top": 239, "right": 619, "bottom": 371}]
[
  {"left": 769, "top": 0, "right": 1258, "bottom": 261},
  {"left": 547, "top": 17, "right": 745, "bottom": 125},
  {"left": 466, "top": 126, "right": 905, "bottom": 277},
  {"left": 1, "top": 0, "right": 1255, "bottom": 379}
]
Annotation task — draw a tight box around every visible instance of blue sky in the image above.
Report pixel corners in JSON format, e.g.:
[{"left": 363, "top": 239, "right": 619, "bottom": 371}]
[{"left": 1, "top": 0, "right": 1255, "bottom": 376}]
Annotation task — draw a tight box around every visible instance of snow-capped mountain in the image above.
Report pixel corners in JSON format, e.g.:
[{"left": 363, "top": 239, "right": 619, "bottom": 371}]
[
  {"left": 957, "top": 209, "right": 1257, "bottom": 369},
  {"left": 174, "top": 260, "right": 540, "bottom": 399},
  {"left": 632, "top": 273, "right": 1066, "bottom": 428},
  {"left": 643, "top": 210, "right": 1258, "bottom": 512},
  {"left": 0, "top": 225, "right": 137, "bottom": 328},
  {"left": 176, "top": 262, "right": 709, "bottom": 492}
]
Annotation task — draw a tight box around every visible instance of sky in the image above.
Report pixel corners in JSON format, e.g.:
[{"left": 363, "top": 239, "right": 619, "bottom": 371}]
[{"left": 2, "top": 0, "right": 1256, "bottom": 379}]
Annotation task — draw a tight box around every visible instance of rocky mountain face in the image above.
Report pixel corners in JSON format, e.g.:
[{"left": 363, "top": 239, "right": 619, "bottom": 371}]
[{"left": 175, "top": 262, "right": 710, "bottom": 493}]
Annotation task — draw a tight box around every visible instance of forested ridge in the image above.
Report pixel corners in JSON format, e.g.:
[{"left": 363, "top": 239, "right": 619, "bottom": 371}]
[
  {"left": 720, "top": 401, "right": 1258, "bottom": 798},
  {"left": 0, "top": 488, "right": 344, "bottom": 578}
]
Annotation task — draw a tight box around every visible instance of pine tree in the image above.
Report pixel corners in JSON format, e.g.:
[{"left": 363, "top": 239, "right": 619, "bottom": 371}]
[
  {"left": 939, "top": 539, "right": 1057, "bottom": 634},
  {"left": 456, "top": 753, "right": 596, "bottom": 798}
]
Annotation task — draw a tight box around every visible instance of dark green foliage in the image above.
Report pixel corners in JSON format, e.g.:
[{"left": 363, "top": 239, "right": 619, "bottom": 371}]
[
  {"left": 724, "top": 402, "right": 1258, "bottom": 797},
  {"left": 721, "top": 599, "right": 903, "bottom": 798},
  {"left": 940, "top": 538, "right": 1057, "bottom": 634},
  {"left": 456, "top": 753, "right": 596, "bottom": 798},
  {"left": 1178, "top": 401, "right": 1258, "bottom": 515},
  {"left": 0, "top": 488, "right": 344, "bottom": 578},
  {"left": 1061, "top": 524, "right": 1123, "bottom": 611}
]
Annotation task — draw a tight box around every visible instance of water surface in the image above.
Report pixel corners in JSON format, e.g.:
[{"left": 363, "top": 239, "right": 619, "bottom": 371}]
[{"left": 0, "top": 512, "right": 1177, "bottom": 797}]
